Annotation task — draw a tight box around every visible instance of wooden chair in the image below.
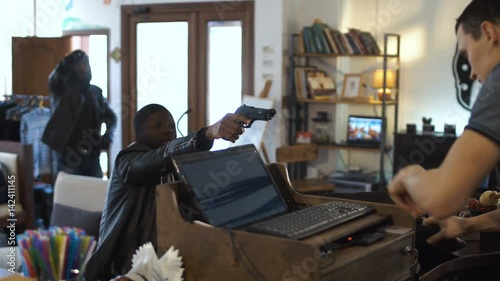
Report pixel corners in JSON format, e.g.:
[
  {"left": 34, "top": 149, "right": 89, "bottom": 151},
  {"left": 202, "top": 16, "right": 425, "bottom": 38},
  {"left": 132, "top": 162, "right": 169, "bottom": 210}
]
[
  {"left": 276, "top": 144, "right": 335, "bottom": 193},
  {"left": 0, "top": 141, "right": 35, "bottom": 232}
]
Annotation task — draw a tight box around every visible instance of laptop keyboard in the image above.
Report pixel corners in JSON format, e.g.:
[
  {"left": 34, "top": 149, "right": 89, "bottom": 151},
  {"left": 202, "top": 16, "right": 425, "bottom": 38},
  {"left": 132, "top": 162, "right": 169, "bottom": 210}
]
[{"left": 246, "top": 200, "right": 374, "bottom": 240}]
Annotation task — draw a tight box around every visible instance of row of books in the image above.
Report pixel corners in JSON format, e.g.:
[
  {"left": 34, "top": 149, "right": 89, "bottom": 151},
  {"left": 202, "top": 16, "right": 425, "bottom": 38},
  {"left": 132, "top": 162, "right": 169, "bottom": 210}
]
[{"left": 298, "top": 23, "right": 381, "bottom": 55}]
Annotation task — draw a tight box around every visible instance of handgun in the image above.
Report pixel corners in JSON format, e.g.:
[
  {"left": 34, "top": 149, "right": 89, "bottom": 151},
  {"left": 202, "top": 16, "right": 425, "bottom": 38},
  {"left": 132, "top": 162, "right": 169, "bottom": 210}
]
[{"left": 235, "top": 104, "right": 277, "bottom": 128}]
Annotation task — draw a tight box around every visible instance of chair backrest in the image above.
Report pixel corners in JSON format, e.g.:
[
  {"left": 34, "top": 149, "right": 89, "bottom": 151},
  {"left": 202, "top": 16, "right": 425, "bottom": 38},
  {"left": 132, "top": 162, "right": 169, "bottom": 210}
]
[
  {"left": 52, "top": 171, "right": 108, "bottom": 212},
  {"left": 50, "top": 171, "right": 109, "bottom": 238},
  {"left": 275, "top": 144, "right": 336, "bottom": 194},
  {"left": 276, "top": 144, "right": 317, "bottom": 164},
  {"left": 0, "top": 141, "right": 34, "bottom": 230},
  {"left": 0, "top": 152, "right": 18, "bottom": 195}
]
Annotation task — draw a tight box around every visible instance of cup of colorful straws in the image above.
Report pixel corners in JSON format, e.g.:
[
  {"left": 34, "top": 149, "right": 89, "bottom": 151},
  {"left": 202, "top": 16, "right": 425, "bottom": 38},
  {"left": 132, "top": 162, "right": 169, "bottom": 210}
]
[{"left": 16, "top": 226, "right": 97, "bottom": 281}]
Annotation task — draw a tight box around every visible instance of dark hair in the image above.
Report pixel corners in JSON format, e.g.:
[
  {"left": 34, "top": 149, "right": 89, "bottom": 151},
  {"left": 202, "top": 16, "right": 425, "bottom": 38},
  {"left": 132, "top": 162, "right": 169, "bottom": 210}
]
[
  {"left": 64, "top": 50, "right": 88, "bottom": 65},
  {"left": 134, "top": 104, "right": 169, "bottom": 134},
  {"left": 48, "top": 50, "right": 90, "bottom": 93},
  {"left": 455, "top": 0, "right": 500, "bottom": 40}
]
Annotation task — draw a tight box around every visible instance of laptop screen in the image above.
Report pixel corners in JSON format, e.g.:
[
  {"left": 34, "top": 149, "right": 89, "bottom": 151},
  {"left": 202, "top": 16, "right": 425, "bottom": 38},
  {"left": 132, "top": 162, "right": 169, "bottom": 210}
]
[
  {"left": 171, "top": 144, "right": 288, "bottom": 229},
  {"left": 347, "top": 115, "right": 383, "bottom": 144}
]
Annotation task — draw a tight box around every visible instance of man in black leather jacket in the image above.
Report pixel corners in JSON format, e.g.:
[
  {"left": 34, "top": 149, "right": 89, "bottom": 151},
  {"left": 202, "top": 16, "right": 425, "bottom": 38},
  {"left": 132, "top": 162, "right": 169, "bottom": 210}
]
[
  {"left": 84, "top": 104, "right": 250, "bottom": 280},
  {"left": 42, "top": 50, "right": 117, "bottom": 178}
]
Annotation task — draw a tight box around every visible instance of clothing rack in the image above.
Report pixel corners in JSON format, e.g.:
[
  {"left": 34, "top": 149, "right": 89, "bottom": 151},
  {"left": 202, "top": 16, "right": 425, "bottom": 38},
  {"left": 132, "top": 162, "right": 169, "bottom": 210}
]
[
  {"left": 3, "top": 94, "right": 50, "bottom": 101},
  {"left": 2, "top": 94, "right": 51, "bottom": 122},
  {"left": 3, "top": 94, "right": 50, "bottom": 109}
]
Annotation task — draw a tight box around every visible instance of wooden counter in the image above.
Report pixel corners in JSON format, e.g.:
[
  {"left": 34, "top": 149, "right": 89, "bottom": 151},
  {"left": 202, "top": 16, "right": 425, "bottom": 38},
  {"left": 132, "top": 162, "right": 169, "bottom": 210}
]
[{"left": 155, "top": 163, "right": 417, "bottom": 281}]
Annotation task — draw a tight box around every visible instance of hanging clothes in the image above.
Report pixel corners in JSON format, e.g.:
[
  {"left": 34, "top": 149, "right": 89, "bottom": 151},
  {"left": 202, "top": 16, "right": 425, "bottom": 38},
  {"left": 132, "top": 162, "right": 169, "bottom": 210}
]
[{"left": 20, "top": 103, "right": 52, "bottom": 179}]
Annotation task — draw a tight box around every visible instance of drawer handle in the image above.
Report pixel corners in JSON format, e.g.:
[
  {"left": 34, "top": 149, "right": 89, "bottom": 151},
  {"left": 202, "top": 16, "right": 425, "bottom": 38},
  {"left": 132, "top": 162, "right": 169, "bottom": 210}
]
[{"left": 403, "top": 246, "right": 418, "bottom": 258}]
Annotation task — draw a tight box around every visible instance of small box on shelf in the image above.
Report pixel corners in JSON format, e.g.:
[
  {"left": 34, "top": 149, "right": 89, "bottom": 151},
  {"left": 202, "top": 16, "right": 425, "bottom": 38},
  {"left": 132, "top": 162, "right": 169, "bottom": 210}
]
[{"left": 296, "top": 131, "right": 312, "bottom": 144}]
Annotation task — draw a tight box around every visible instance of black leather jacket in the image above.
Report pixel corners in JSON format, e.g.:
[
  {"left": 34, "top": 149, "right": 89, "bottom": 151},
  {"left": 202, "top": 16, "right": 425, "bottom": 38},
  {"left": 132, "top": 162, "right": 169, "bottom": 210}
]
[
  {"left": 84, "top": 129, "right": 213, "bottom": 281},
  {"left": 42, "top": 78, "right": 116, "bottom": 153}
]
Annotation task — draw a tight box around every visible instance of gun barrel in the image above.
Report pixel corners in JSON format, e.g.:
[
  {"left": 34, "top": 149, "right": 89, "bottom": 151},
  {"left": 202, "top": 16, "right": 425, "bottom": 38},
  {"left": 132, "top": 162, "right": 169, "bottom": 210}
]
[{"left": 266, "top": 108, "right": 277, "bottom": 119}]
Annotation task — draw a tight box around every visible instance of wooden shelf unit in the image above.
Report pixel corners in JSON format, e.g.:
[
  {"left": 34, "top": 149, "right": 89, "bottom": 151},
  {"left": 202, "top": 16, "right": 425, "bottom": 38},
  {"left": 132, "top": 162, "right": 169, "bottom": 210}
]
[
  {"left": 296, "top": 97, "right": 398, "bottom": 105},
  {"left": 318, "top": 144, "right": 393, "bottom": 152},
  {"left": 286, "top": 32, "right": 401, "bottom": 189},
  {"left": 292, "top": 53, "right": 399, "bottom": 58}
]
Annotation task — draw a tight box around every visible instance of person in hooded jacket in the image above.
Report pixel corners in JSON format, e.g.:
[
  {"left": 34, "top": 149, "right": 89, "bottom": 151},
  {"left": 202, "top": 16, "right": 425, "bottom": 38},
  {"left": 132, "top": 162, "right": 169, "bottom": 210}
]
[
  {"left": 84, "top": 104, "right": 250, "bottom": 280},
  {"left": 42, "top": 49, "right": 117, "bottom": 178}
]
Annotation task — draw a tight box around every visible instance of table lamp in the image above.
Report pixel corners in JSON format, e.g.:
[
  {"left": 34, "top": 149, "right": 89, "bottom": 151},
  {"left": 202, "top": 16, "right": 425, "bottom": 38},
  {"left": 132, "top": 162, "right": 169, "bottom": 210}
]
[{"left": 373, "top": 69, "right": 396, "bottom": 100}]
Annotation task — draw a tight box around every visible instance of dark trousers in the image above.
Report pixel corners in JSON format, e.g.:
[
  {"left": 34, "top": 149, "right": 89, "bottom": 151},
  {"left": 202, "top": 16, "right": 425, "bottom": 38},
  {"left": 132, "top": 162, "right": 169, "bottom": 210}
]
[{"left": 56, "top": 148, "right": 103, "bottom": 178}]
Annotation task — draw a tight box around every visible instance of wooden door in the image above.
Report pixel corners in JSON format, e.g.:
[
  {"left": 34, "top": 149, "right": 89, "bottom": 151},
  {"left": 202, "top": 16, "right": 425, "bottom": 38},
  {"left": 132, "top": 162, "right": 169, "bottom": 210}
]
[
  {"left": 121, "top": 2, "right": 254, "bottom": 147},
  {"left": 12, "top": 37, "right": 72, "bottom": 98}
]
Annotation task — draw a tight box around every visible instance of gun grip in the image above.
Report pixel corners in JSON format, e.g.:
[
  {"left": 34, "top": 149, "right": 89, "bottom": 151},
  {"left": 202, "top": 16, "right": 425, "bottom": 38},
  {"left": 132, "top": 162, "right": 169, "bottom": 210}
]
[{"left": 241, "top": 120, "right": 254, "bottom": 128}]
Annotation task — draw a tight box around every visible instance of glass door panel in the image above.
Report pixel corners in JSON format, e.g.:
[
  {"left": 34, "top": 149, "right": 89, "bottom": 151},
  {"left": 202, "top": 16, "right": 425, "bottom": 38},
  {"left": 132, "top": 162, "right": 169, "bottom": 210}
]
[
  {"left": 136, "top": 22, "right": 189, "bottom": 136},
  {"left": 89, "top": 34, "right": 108, "bottom": 99},
  {"left": 207, "top": 20, "right": 243, "bottom": 151},
  {"left": 87, "top": 34, "right": 110, "bottom": 178}
]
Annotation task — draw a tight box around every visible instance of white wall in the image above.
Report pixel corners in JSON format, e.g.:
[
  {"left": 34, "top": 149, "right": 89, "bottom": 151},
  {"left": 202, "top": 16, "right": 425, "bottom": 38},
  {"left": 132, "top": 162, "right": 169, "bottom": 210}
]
[
  {"left": 254, "top": 0, "right": 283, "bottom": 162},
  {"left": 347, "top": 0, "right": 473, "bottom": 134}
]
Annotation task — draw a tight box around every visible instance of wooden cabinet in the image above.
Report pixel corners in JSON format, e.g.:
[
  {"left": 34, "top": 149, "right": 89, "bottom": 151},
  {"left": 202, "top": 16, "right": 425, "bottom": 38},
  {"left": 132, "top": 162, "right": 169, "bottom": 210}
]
[{"left": 393, "top": 131, "right": 457, "bottom": 175}]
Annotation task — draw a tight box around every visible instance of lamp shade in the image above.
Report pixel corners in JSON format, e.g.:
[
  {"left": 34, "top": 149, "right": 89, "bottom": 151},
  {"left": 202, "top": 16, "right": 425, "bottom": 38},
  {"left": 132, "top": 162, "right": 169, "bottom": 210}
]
[{"left": 373, "top": 69, "right": 396, "bottom": 89}]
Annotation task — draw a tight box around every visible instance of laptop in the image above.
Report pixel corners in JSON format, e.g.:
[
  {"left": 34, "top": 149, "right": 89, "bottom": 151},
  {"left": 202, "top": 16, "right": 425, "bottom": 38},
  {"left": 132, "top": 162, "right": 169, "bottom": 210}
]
[
  {"left": 171, "top": 144, "right": 374, "bottom": 240},
  {"left": 345, "top": 115, "right": 384, "bottom": 148},
  {"left": 171, "top": 144, "right": 291, "bottom": 229}
]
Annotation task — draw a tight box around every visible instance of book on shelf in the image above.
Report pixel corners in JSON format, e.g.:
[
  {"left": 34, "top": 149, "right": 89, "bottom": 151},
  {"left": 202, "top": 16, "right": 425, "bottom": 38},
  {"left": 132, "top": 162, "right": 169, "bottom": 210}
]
[
  {"left": 294, "top": 65, "right": 317, "bottom": 99},
  {"left": 348, "top": 28, "right": 369, "bottom": 55},
  {"left": 322, "top": 26, "right": 340, "bottom": 54},
  {"left": 344, "top": 33, "right": 362, "bottom": 54},
  {"left": 331, "top": 29, "right": 347, "bottom": 54},
  {"left": 298, "top": 31, "right": 305, "bottom": 54},
  {"left": 301, "top": 26, "right": 316, "bottom": 53},
  {"left": 322, "top": 25, "right": 354, "bottom": 55},
  {"left": 312, "top": 23, "right": 331, "bottom": 54},
  {"left": 360, "top": 31, "right": 381, "bottom": 54}
]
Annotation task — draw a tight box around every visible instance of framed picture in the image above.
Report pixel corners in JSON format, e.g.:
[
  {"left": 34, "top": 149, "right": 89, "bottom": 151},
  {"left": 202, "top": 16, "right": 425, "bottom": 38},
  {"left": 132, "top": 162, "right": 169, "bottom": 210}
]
[{"left": 342, "top": 74, "right": 363, "bottom": 99}]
